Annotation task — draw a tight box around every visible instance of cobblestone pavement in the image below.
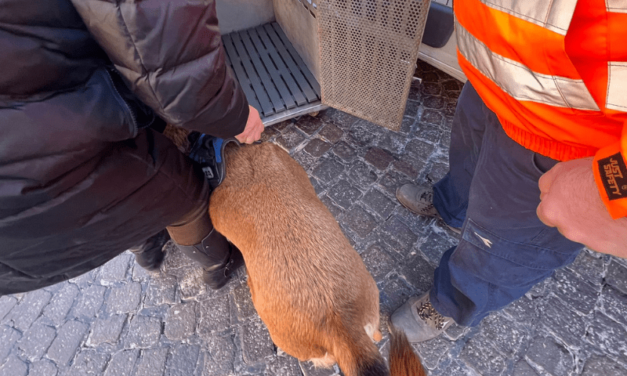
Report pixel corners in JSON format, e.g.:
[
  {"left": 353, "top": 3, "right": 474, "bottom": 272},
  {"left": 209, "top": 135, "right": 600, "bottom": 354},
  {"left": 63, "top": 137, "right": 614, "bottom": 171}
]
[{"left": 2, "top": 62, "right": 627, "bottom": 376}]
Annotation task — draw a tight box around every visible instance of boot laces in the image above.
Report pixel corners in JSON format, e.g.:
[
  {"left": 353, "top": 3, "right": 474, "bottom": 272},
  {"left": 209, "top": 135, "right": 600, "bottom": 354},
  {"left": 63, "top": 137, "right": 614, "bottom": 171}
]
[{"left": 417, "top": 301, "right": 446, "bottom": 330}]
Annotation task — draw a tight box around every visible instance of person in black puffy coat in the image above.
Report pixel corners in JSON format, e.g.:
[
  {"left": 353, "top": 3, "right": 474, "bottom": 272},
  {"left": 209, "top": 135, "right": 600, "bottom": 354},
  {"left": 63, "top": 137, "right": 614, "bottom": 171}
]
[{"left": 0, "top": 0, "right": 264, "bottom": 295}]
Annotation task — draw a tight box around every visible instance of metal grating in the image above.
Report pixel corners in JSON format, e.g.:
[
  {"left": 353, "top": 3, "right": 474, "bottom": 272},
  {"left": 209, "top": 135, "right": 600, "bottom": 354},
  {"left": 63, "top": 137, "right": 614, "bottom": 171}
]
[
  {"left": 318, "top": 0, "right": 430, "bottom": 130},
  {"left": 222, "top": 22, "right": 321, "bottom": 122}
]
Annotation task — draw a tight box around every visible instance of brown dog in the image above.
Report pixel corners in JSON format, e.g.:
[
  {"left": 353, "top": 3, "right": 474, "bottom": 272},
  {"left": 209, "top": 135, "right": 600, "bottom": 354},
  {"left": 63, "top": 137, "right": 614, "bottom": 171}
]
[{"left": 207, "top": 141, "right": 425, "bottom": 376}]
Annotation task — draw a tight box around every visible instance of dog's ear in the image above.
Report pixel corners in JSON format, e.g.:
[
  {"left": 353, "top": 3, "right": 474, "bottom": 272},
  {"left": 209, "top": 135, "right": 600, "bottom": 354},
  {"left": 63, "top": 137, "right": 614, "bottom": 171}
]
[{"left": 163, "top": 124, "right": 191, "bottom": 153}]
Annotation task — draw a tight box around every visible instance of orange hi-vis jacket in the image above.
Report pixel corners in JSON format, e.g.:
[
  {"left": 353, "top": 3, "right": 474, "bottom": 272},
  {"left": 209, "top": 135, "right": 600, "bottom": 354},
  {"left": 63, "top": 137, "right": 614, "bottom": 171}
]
[{"left": 454, "top": 0, "right": 627, "bottom": 219}]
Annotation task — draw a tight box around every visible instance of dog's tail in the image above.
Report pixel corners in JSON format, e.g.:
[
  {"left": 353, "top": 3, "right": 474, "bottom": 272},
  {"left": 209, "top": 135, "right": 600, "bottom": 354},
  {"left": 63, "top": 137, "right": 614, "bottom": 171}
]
[
  {"left": 331, "top": 322, "right": 426, "bottom": 376},
  {"left": 330, "top": 320, "right": 389, "bottom": 376},
  {"left": 388, "top": 324, "right": 427, "bottom": 376}
]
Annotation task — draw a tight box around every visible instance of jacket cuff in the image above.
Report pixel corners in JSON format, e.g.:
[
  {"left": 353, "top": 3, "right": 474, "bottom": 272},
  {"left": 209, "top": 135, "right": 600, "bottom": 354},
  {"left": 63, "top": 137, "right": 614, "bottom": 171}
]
[{"left": 593, "top": 143, "right": 627, "bottom": 219}]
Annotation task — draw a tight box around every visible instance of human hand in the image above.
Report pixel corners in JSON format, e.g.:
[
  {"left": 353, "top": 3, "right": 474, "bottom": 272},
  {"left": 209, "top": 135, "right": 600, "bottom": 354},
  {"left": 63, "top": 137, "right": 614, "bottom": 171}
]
[
  {"left": 537, "top": 157, "right": 627, "bottom": 258},
  {"left": 235, "top": 106, "right": 264, "bottom": 144}
]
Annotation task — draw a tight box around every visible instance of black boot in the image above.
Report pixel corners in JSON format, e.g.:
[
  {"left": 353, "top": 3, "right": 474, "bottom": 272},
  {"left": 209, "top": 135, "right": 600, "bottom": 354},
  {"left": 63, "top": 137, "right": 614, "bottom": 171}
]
[
  {"left": 130, "top": 229, "right": 170, "bottom": 271},
  {"left": 175, "top": 227, "right": 245, "bottom": 290}
]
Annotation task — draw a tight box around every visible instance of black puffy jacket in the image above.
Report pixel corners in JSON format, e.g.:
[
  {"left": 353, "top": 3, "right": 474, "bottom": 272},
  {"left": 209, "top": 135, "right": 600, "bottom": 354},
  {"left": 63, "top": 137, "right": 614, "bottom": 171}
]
[{"left": 0, "top": 0, "right": 249, "bottom": 294}]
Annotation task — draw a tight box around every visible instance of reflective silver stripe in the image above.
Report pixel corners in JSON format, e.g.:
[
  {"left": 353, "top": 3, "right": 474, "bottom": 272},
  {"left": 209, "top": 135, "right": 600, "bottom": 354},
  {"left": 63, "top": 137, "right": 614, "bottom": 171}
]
[
  {"left": 607, "top": 0, "right": 627, "bottom": 13},
  {"left": 480, "top": 0, "right": 577, "bottom": 35},
  {"left": 456, "top": 21, "right": 600, "bottom": 111},
  {"left": 607, "top": 62, "right": 627, "bottom": 111}
]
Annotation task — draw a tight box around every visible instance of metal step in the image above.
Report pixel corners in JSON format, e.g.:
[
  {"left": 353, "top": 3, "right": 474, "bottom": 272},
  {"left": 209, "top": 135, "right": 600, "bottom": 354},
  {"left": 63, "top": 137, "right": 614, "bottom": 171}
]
[{"left": 222, "top": 22, "right": 325, "bottom": 126}]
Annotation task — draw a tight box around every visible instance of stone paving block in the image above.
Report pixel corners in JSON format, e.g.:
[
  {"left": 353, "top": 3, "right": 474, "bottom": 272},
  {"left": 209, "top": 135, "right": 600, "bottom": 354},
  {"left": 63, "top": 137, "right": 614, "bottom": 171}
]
[
  {"left": 401, "top": 252, "right": 435, "bottom": 293},
  {"left": 293, "top": 149, "right": 319, "bottom": 172},
  {"left": 276, "top": 126, "right": 306, "bottom": 151},
  {"left": 43, "top": 283, "right": 79, "bottom": 325},
  {"left": 606, "top": 260, "right": 627, "bottom": 295},
  {"left": 46, "top": 320, "right": 88, "bottom": 366},
  {"left": 361, "top": 243, "right": 396, "bottom": 280},
  {"left": 502, "top": 296, "right": 539, "bottom": 324},
  {"left": 198, "top": 295, "right": 231, "bottom": 335},
  {"left": 378, "top": 169, "right": 413, "bottom": 196},
  {"left": 551, "top": 269, "right": 600, "bottom": 315},
  {"left": 525, "top": 278, "right": 551, "bottom": 299},
  {"left": 318, "top": 123, "right": 343, "bottom": 143},
  {"left": 320, "top": 195, "right": 344, "bottom": 218},
  {"left": 106, "top": 282, "right": 142, "bottom": 314},
  {"left": 420, "top": 81, "right": 443, "bottom": 97},
  {"left": 144, "top": 275, "right": 178, "bottom": 307},
  {"left": 134, "top": 348, "right": 168, "bottom": 376},
  {"left": 268, "top": 355, "right": 302, "bottom": 376},
  {"left": 28, "top": 359, "right": 58, "bottom": 376},
  {"left": 379, "top": 274, "right": 415, "bottom": 315},
  {"left": 125, "top": 315, "right": 161, "bottom": 348},
  {"left": 582, "top": 355, "right": 627, "bottom": 376},
  {"left": 377, "top": 131, "right": 408, "bottom": 155},
  {"left": 413, "top": 336, "right": 452, "bottom": 370},
  {"left": 320, "top": 108, "right": 359, "bottom": 130},
  {"left": 378, "top": 216, "right": 419, "bottom": 255},
  {"left": 526, "top": 336, "right": 575, "bottom": 376},
  {"left": 0, "top": 295, "right": 17, "bottom": 323},
  {"left": 9, "top": 289, "right": 52, "bottom": 331},
  {"left": 17, "top": 321, "right": 56, "bottom": 361},
  {"left": 70, "top": 270, "right": 97, "bottom": 288},
  {"left": 66, "top": 350, "right": 109, "bottom": 376},
  {"left": 87, "top": 314, "right": 127, "bottom": 347},
  {"left": 260, "top": 126, "right": 280, "bottom": 142},
  {"left": 443, "top": 324, "right": 470, "bottom": 341},
  {"left": 0, "top": 325, "right": 21, "bottom": 360},
  {"left": 347, "top": 160, "right": 378, "bottom": 187},
  {"left": 512, "top": 360, "right": 539, "bottom": 376},
  {"left": 312, "top": 157, "right": 345, "bottom": 184},
  {"left": 421, "top": 108, "right": 444, "bottom": 127},
  {"left": 431, "top": 359, "right": 478, "bottom": 376},
  {"left": 99, "top": 253, "right": 132, "bottom": 284},
  {"left": 405, "top": 138, "right": 436, "bottom": 161},
  {"left": 341, "top": 205, "right": 378, "bottom": 238},
  {"left": 566, "top": 250, "right": 605, "bottom": 286},
  {"left": 584, "top": 312, "right": 627, "bottom": 363},
  {"left": 299, "top": 361, "right": 336, "bottom": 376},
  {"left": 362, "top": 188, "right": 397, "bottom": 218},
  {"left": 295, "top": 116, "right": 324, "bottom": 135},
  {"left": 0, "top": 354, "right": 27, "bottom": 376},
  {"left": 164, "top": 344, "right": 200, "bottom": 376},
  {"left": 232, "top": 282, "right": 257, "bottom": 321},
  {"left": 392, "top": 158, "right": 422, "bottom": 179},
  {"left": 72, "top": 285, "right": 106, "bottom": 319},
  {"left": 103, "top": 349, "right": 139, "bottom": 376},
  {"left": 310, "top": 176, "right": 325, "bottom": 195},
  {"left": 240, "top": 319, "right": 275, "bottom": 364},
  {"left": 332, "top": 141, "right": 357, "bottom": 162},
  {"left": 460, "top": 336, "right": 507, "bottom": 376},
  {"left": 203, "top": 334, "right": 236, "bottom": 376},
  {"left": 271, "top": 120, "right": 290, "bottom": 132},
  {"left": 327, "top": 180, "right": 363, "bottom": 210},
  {"left": 428, "top": 161, "right": 449, "bottom": 182},
  {"left": 539, "top": 295, "right": 586, "bottom": 347},
  {"left": 348, "top": 119, "right": 383, "bottom": 147},
  {"left": 415, "top": 124, "right": 441, "bottom": 144},
  {"left": 404, "top": 99, "right": 420, "bottom": 118},
  {"left": 600, "top": 285, "right": 627, "bottom": 328},
  {"left": 164, "top": 302, "right": 197, "bottom": 341},
  {"left": 475, "top": 314, "right": 525, "bottom": 356},
  {"left": 304, "top": 138, "right": 332, "bottom": 158},
  {"left": 364, "top": 147, "right": 394, "bottom": 170},
  {"left": 422, "top": 95, "right": 446, "bottom": 110}
]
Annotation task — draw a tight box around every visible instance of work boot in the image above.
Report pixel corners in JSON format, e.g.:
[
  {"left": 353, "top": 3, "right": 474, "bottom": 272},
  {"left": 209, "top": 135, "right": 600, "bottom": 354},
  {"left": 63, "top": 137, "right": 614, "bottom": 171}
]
[
  {"left": 129, "top": 229, "right": 170, "bottom": 272},
  {"left": 396, "top": 184, "right": 461, "bottom": 234},
  {"left": 391, "top": 292, "right": 454, "bottom": 343},
  {"left": 187, "top": 133, "right": 241, "bottom": 190},
  {"left": 175, "top": 228, "right": 245, "bottom": 290}
]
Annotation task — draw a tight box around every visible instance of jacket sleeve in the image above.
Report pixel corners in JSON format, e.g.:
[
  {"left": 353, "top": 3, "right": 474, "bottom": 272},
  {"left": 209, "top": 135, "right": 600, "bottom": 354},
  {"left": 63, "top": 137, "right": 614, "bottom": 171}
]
[
  {"left": 592, "top": 120, "right": 627, "bottom": 219},
  {"left": 70, "top": 0, "right": 249, "bottom": 138}
]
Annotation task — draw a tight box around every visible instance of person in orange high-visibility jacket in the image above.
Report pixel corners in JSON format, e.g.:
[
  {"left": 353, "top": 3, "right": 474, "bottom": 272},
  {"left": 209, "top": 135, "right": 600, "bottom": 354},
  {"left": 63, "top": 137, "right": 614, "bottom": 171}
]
[{"left": 391, "top": 0, "right": 627, "bottom": 343}]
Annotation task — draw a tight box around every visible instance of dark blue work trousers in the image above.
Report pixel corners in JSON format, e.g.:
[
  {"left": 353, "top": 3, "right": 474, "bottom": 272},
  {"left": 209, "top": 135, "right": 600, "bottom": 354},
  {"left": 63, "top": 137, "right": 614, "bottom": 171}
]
[{"left": 429, "top": 83, "right": 583, "bottom": 327}]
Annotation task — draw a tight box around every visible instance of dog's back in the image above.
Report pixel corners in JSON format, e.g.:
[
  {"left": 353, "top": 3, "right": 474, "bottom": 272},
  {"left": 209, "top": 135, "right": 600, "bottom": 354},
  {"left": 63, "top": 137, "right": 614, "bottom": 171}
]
[{"left": 209, "top": 142, "right": 424, "bottom": 376}]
